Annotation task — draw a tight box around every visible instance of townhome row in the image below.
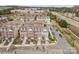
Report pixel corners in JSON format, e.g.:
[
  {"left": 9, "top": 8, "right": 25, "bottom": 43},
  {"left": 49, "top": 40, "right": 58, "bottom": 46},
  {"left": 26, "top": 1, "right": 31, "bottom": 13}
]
[
  {"left": 0, "top": 8, "right": 50, "bottom": 42},
  {"left": 20, "top": 20, "right": 48, "bottom": 41},
  {"left": 0, "top": 17, "right": 49, "bottom": 42},
  {"left": 0, "top": 20, "right": 22, "bottom": 41},
  {"left": 11, "top": 8, "right": 49, "bottom": 15},
  {"left": 14, "top": 14, "right": 50, "bottom": 25}
]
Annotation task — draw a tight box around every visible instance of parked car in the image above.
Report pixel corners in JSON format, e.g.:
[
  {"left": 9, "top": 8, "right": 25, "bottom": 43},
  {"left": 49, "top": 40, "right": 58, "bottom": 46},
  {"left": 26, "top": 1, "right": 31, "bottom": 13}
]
[{"left": 59, "top": 34, "right": 62, "bottom": 37}]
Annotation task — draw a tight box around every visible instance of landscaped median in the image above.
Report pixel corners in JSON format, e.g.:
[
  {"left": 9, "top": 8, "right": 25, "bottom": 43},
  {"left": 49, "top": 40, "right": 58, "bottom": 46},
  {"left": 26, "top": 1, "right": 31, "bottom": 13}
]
[
  {"left": 48, "top": 31, "right": 57, "bottom": 44},
  {"left": 62, "top": 28, "right": 79, "bottom": 53}
]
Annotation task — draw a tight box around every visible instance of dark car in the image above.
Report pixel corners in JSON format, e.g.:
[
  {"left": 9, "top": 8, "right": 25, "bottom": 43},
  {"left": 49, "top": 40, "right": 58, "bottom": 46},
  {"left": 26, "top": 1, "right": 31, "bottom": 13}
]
[{"left": 59, "top": 34, "right": 62, "bottom": 37}]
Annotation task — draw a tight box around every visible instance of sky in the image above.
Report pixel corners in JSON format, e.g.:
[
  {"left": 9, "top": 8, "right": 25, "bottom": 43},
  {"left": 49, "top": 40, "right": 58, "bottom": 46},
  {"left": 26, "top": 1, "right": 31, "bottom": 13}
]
[
  {"left": 0, "top": 0, "right": 79, "bottom": 7},
  {"left": 51, "top": 5, "right": 74, "bottom": 7},
  {"left": 26, "top": 5, "right": 74, "bottom": 7}
]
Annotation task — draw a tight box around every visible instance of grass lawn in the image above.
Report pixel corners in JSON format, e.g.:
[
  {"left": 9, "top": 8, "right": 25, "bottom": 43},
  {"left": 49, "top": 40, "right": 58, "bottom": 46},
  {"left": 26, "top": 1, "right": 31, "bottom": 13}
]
[
  {"left": 32, "top": 40, "right": 38, "bottom": 44},
  {"left": 62, "top": 29, "right": 79, "bottom": 53},
  {"left": 48, "top": 40, "right": 55, "bottom": 43},
  {"left": 4, "top": 41, "right": 9, "bottom": 46},
  {"left": 49, "top": 36, "right": 57, "bottom": 43},
  {"left": 41, "top": 40, "right": 46, "bottom": 44},
  {"left": 13, "top": 38, "right": 22, "bottom": 45},
  {"left": 26, "top": 40, "right": 30, "bottom": 44},
  {"left": 0, "top": 40, "right": 2, "bottom": 44},
  {"left": 62, "top": 30, "right": 75, "bottom": 47},
  {"left": 26, "top": 40, "right": 38, "bottom": 44}
]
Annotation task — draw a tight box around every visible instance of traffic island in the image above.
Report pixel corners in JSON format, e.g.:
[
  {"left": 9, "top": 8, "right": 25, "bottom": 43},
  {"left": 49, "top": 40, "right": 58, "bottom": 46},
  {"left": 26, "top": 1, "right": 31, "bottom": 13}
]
[{"left": 48, "top": 32, "right": 57, "bottom": 44}]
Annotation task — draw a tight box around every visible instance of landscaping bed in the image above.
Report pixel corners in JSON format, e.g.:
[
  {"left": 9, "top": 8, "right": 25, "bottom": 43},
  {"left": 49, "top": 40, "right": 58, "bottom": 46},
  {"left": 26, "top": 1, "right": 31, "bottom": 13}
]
[
  {"left": 32, "top": 40, "right": 38, "bottom": 44},
  {"left": 41, "top": 40, "right": 45, "bottom": 44},
  {"left": 13, "top": 38, "right": 22, "bottom": 45},
  {"left": 26, "top": 40, "right": 30, "bottom": 44},
  {"left": 0, "top": 40, "right": 2, "bottom": 44},
  {"left": 4, "top": 41, "right": 9, "bottom": 46}
]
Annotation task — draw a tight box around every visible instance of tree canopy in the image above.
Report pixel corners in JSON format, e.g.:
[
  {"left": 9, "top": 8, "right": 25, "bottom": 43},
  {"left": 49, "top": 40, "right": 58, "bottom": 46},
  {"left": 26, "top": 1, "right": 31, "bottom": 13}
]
[
  {"left": 0, "top": 8, "right": 14, "bottom": 15},
  {"left": 59, "top": 20, "right": 68, "bottom": 28}
]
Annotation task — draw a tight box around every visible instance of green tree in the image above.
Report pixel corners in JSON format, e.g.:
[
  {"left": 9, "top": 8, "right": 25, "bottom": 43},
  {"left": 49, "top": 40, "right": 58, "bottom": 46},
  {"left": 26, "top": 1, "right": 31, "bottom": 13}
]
[
  {"left": 0, "top": 8, "right": 14, "bottom": 15},
  {"left": 59, "top": 20, "right": 68, "bottom": 28}
]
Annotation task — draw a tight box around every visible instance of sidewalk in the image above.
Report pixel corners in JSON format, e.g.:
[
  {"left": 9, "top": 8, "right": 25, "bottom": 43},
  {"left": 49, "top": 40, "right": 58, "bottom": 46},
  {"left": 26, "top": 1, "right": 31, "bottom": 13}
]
[{"left": 22, "top": 38, "right": 26, "bottom": 45}]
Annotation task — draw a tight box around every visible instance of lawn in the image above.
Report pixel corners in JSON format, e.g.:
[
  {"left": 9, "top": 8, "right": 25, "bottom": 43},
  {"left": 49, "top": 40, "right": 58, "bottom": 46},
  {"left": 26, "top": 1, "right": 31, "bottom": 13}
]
[
  {"left": 26, "top": 39, "right": 38, "bottom": 44},
  {"left": 41, "top": 40, "right": 45, "bottom": 44},
  {"left": 0, "top": 40, "right": 2, "bottom": 44},
  {"left": 62, "top": 29, "right": 79, "bottom": 53},
  {"left": 4, "top": 41, "right": 9, "bottom": 46},
  {"left": 13, "top": 38, "right": 22, "bottom": 45},
  {"left": 26, "top": 40, "right": 30, "bottom": 44},
  {"left": 32, "top": 40, "right": 38, "bottom": 44}
]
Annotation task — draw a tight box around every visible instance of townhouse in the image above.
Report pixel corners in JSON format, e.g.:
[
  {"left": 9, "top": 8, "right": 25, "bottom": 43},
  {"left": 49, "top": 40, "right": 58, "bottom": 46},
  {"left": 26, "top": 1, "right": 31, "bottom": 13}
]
[
  {"left": 0, "top": 20, "right": 22, "bottom": 41},
  {"left": 19, "top": 20, "right": 48, "bottom": 41},
  {"left": 0, "top": 8, "right": 50, "bottom": 42}
]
